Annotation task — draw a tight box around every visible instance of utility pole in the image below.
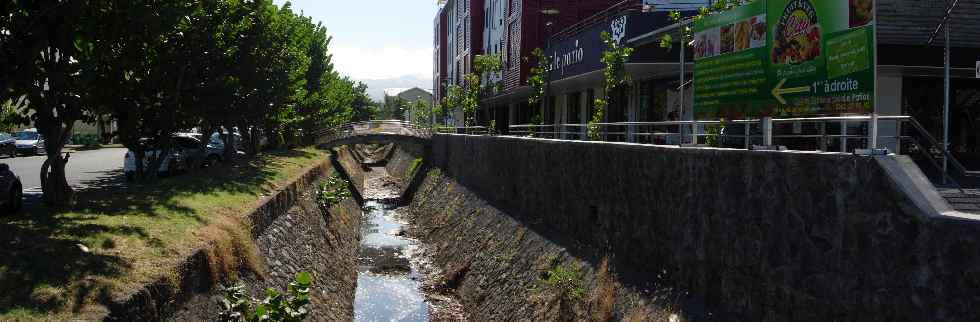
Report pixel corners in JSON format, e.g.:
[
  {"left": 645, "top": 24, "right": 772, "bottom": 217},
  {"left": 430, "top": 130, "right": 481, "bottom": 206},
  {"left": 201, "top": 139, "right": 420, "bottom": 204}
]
[
  {"left": 943, "top": 22, "right": 950, "bottom": 184},
  {"left": 927, "top": 0, "right": 957, "bottom": 184}
]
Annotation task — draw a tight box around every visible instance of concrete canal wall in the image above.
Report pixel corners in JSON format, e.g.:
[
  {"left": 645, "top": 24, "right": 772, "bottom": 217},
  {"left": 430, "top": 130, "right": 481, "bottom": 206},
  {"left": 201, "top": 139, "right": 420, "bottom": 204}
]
[{"left": 427, "top": 133, "right": 980, "bottom": 322}]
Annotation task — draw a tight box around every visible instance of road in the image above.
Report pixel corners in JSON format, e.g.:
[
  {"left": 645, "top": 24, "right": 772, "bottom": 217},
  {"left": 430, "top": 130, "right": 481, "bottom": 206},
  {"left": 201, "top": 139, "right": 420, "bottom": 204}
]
[{"left": 0, "top": 148, "right": 127, "bottom": 193}]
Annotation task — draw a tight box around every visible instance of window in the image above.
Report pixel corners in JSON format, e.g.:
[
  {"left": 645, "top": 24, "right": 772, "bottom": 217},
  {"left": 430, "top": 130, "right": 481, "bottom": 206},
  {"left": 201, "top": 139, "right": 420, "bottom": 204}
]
[{"left": 567, "top": 92, "right": 582, "bottom": 124}]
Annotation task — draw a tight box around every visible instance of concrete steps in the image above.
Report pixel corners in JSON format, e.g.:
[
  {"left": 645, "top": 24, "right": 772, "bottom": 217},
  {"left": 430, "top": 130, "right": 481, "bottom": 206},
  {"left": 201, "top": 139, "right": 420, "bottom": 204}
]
[{"left": 939, "top": 188, "right": 980, "bottom": 213}]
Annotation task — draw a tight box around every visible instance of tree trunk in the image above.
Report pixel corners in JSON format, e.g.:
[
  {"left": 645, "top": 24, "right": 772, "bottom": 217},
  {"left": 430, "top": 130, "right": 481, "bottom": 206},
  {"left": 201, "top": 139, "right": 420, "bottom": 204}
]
[
  {"left": 40, "top": 126, "right": 75, "bottom": 207},
  {"left": 222, "top": 128, "right": 237, "bottom": 163}
]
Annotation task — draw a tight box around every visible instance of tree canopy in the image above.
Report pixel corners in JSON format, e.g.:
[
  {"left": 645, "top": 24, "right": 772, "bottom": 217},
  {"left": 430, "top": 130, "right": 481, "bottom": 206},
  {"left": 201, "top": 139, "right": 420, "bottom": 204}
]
[{"left": 0, "top": 0, "right": 373, "bottom": 205}]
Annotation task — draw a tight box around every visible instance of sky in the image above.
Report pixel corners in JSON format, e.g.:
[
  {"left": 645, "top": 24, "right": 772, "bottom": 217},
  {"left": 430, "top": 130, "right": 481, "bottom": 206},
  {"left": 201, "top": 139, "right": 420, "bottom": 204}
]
[{"left": 273, "top": 0, "right": 439, "bottom": 82}]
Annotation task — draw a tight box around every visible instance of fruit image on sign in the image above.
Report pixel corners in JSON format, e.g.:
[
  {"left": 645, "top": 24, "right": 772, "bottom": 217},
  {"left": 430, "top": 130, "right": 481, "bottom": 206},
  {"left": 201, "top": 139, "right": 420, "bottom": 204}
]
[
  {"left": 849, "top": 0, "right": 873, "bottom": 27},
  {"left": 772, "top": 0, "right": 821, "bottom": 65}
]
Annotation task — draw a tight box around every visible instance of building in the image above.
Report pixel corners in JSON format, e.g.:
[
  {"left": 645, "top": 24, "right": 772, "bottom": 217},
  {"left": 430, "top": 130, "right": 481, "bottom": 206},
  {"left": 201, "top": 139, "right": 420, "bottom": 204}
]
[
  {"left": 433, "top": 0, "right": 980, "bottom": 175},
  {"left": 434, "top": 0, "right": 629, "bottom": 127},
  {"left": 470, "top": 0, "right": 705, "bottom": 134},
  {"left": 434, "top": 8, "right": 448, "bottom": 104}
]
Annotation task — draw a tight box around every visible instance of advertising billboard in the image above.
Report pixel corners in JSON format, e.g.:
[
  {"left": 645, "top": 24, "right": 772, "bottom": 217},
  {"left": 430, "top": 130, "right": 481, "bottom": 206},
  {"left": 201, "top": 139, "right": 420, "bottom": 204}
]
[{"left": 693, "top": 0, "right": 875, "bottom": 119}]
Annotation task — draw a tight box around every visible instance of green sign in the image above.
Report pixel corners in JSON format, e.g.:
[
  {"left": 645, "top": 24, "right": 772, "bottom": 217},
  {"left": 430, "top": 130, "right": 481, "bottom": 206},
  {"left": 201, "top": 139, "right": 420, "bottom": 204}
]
[{"left": 693, "top": 0, "right": 875, "bottom": 119}]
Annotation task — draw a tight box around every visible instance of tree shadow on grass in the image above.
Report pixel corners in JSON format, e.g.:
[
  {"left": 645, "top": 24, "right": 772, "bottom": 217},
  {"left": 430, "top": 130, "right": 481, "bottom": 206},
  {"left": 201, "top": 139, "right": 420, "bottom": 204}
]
[{"left": 0, "top": 150, "right": 318, "bottom": 317}]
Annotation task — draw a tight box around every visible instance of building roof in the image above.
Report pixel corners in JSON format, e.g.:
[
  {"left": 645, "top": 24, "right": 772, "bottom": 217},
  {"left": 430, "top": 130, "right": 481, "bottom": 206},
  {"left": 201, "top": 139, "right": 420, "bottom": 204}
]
[{"left": 384, "top": 87, "right": 433, "bottom": 98}]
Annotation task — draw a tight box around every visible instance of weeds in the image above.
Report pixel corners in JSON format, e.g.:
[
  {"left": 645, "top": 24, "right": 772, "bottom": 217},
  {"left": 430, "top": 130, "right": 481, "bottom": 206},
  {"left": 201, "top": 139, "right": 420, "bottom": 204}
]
[
  {"left": 543, "top": 263, "right": 585, "bottom": 300},
  {"left": 317, "top": 174, "right": 352, "bottom": 207},
  {"left": 407, "top": 158, "right": 423, "bottom": 178},
  {"left": 201, "top": 215, "right": 266, "bottom": 283},
  {"left": 219, "top": 272, "right": 313, "bottom": 322}
]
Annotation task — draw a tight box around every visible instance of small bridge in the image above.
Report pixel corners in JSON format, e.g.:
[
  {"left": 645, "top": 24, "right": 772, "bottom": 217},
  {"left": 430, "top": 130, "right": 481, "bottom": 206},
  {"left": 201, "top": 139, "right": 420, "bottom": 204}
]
[{"left": 316, "top": 120, "right": 431, "bottom": 149}]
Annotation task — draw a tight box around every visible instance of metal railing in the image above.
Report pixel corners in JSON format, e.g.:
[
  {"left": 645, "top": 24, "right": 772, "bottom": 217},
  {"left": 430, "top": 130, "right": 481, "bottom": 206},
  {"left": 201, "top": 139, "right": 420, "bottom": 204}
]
[
  {"left": 507, "top": 115, "right": 979, "bottom": 185},
  {"left": 434, "top": 126, "right": 491, "bottom": 135},
  {"left": 316, "top": 120, "right": 432, "bottom": 146}
]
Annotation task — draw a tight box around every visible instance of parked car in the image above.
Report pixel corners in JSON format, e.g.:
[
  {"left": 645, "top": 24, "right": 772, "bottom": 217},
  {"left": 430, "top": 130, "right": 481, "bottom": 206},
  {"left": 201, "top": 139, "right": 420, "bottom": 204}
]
[
  {"left": 14, "top": 129, "right": 44, "bottom": 156},
  {"left": 0, "top": 163, "right": 23, "bottom": 214},
  {"left": 123, "top": 134, "right": 225, "bottom": 181},
  {"left": 210, "top": 131, "right": 245, "bottom": 153},
  {"left": 175, "top": 133, "right": 224, "bottom": 168},
  {"left": 0, "top": 133, "right": 16, "bottom": 158}
]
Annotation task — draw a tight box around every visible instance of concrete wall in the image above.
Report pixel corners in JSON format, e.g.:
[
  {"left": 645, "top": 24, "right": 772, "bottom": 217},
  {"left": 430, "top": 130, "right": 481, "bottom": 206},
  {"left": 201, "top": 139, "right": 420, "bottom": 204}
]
[{"left": 429, "top": 134, "right": 980, "bottom": 322}]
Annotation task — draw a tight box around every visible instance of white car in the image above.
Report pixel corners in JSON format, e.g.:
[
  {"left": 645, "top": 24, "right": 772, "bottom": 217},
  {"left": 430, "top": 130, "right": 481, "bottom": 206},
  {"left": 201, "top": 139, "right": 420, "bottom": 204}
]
[{"left": 14, "top": 129, "right": 44, "bottom": 156}]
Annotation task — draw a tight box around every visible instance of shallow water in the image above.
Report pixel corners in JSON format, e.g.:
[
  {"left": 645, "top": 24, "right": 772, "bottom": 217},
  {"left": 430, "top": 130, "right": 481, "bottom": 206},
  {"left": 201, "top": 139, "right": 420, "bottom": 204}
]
[{"left": 354, "top": 201, "right": 428, "bottom": 322}]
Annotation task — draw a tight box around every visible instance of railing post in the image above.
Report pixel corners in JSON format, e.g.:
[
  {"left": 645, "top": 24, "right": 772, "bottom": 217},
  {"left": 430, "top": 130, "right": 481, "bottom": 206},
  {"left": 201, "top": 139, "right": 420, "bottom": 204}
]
[
  {"left": 744, "top": 122, "right": 750, "bottom": 149},
  {"left": 841, "top": 120, "right": 848, "bottom": 153},
  {"left": 819, "top": 121, "right": 827, "bottom": 151},
  {"left": 869, "top": 113, "right": 879, "bottom": 150},
  {"left": 762, "top": 117, "right": 773, "bottom": 147}
]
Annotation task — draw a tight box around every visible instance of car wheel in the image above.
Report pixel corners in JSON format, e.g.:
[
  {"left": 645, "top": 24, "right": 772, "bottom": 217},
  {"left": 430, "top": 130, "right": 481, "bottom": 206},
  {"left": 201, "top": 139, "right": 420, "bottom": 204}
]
[
  {"left": 32, "top": 147, "right": 38, "bottom": 156},
  {"left": 5, "top": 182, "right": 22, "bottom": 214},
  {"left": 8, "top": 146, "right": 14, "bottom": 158}
]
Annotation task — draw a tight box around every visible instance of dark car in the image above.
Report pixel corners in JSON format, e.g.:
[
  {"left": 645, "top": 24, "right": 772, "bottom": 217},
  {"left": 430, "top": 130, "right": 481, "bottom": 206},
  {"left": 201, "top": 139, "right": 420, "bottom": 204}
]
[
  {"left": 0, "top": 133, "right": 15, "bottom": 158},
  {"left": 0, "top": 163, "right": 23, "bottom": 214}
]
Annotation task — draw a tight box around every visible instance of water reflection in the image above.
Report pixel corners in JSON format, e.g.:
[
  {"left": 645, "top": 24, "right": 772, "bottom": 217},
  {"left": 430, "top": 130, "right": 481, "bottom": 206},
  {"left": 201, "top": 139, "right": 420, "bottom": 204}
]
[{"left": 355, "top": 201, "right": 428, "bottom": 322}]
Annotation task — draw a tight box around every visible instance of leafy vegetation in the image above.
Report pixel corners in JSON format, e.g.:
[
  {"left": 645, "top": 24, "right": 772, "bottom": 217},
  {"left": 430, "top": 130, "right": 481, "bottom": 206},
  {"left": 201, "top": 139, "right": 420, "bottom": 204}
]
[
  {"left": 527, "top": 48, "right": 549, "bottom": 114},
  {"left": 543, "top": 263, "right": 586, "bottom": 301},
  {"left": 407, "top": 158, "right": 424, "bottom": 178},
  {"left": 441, "top": 54, "right": 502, "bottom": 126},
  {"left": 318, "top": 174, "right": 352, "bottom": 207},
  {"left": 589, "top": 32, "right": 634, "bottom": 140},
  {"left": 0, "top": 1, "right": 374, "bottom": 204},
  {"left": 218, "top": 272, "right": 313, "bottom": 322}
]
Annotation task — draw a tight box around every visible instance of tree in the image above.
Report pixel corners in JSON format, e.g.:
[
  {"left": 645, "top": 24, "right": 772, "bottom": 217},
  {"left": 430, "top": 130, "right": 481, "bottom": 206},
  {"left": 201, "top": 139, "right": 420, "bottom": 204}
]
[
  {"left": 589, "top": 32, "right": 634, "bottom": 140},
  {"left": 83, "top": 0, "right": 199, "bottom": 181},
  {"left": 409, "top": 99, "right": 432, "bottom": 127},
  {"left": 527, "top": 48, "right": 549, "bottom": 123},
  {"left": 0, "top": 1, "right": 103, "bottom": 205}
]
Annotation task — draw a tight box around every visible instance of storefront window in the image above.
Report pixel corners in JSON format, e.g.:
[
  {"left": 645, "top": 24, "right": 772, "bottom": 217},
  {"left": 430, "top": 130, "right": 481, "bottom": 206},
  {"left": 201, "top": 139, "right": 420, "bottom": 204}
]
[
  {"left": 544, "top": 96, "right": 556, "bottom": 124},
  {"left": 566, "top": 92, "right": 582, "bottom": 124}
]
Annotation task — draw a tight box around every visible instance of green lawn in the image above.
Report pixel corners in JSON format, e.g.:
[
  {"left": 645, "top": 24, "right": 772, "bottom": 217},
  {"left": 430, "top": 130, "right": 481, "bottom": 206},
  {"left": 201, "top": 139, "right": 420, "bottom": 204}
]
[{"left": 0, "top": 148, "right": 328, "bottom": 321}]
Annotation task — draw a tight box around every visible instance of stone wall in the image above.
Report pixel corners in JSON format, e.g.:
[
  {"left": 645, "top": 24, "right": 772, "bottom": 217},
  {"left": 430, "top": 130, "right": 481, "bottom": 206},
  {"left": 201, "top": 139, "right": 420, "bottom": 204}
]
[
  {"left": 107, "top": 159, "right": 362, "bottom": 321},
  {"left": 408, "top": 169, "right": 675, "bottom": 321},
  {"left": 429, "top": 134, "right": 980, "bottom": 322}
]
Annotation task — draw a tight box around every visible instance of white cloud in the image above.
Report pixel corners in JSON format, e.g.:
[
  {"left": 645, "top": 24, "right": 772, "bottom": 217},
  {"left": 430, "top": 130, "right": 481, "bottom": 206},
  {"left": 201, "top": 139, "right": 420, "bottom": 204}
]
[{"left": 331, "top": 44, "right": 432, "bottom": 80}]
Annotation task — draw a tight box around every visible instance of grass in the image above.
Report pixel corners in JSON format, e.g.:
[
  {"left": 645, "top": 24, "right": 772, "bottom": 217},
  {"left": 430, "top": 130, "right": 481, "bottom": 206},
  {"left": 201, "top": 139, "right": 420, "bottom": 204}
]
[
  {"left": 0, "top": 148, "right": 327, "bottom": 321},
  {"left": 542, "top": 263, "right": 585, "bottom": 301},
  {"left": 407, "top": 157, "right": 423, "bottom": 178}
]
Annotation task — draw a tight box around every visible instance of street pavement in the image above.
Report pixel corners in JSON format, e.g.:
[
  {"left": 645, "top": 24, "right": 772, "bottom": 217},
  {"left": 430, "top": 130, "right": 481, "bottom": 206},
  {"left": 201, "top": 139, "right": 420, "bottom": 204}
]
[{"left": 0, "top": 147, "right": 127, "bottom": 195}]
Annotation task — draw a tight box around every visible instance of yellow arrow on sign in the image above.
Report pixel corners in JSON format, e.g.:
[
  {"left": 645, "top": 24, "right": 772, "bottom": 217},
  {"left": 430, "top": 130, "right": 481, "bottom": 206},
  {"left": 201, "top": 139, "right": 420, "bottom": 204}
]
[{"left": 771, "top": 78, "right": 811, "bottom": 105}]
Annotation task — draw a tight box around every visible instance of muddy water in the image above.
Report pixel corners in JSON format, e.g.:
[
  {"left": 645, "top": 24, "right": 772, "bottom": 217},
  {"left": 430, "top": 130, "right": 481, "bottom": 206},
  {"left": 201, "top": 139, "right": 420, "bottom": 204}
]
[{"left": 354, "top": 200, "right": 428, "bottom": 321}]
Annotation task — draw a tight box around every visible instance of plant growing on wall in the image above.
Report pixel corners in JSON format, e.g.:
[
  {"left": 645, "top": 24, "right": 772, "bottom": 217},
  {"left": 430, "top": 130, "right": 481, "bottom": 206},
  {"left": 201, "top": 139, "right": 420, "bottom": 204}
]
[
  {"left": 218, "top": 272, "right": 313, "bottom": 322},
  {"left": 318, "top": 174, "right": 351, "bottom": 208},
  {"left": 589, "top": 32, "right": 634, "bottom": 140},
  {"left": 527, "top": 48, "right": 549, "bottom": 109}
]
